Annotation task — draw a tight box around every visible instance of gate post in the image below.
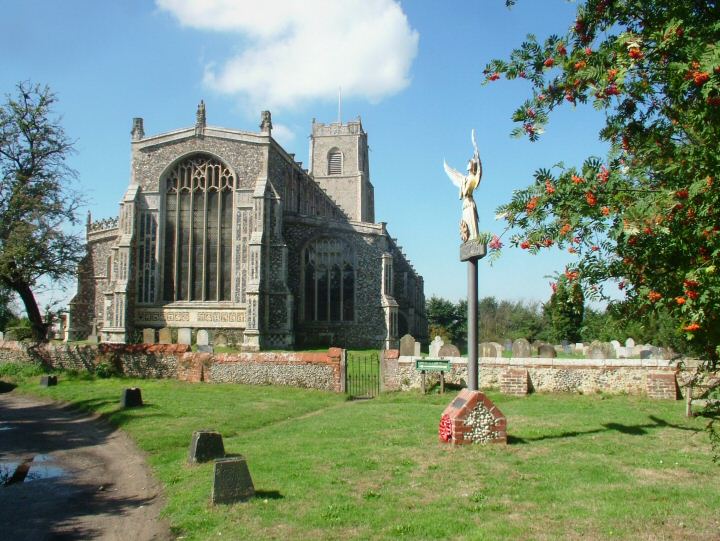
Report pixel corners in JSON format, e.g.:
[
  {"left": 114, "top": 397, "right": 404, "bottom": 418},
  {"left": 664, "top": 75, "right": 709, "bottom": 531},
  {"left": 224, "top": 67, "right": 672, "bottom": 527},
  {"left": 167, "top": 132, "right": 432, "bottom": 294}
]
[{"left": 339, "top": 349, "right": 347, "bottom": 393}]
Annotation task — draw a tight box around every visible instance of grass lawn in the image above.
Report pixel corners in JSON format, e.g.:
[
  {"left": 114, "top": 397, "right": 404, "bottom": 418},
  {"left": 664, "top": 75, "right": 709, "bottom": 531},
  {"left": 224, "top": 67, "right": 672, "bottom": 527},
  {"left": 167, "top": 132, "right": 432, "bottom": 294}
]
[{"left": 6, "top": 370, "right": 720, "bottom": 540}]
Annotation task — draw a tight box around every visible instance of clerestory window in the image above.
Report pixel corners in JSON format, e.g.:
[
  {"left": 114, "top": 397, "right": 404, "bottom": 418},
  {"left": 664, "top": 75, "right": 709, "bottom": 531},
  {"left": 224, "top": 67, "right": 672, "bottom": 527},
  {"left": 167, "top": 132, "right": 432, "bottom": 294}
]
[
  {"left": 303, "top": 238, "right": 354, "bottom": 322},
  {"left": 163, "top": 155, "right": 234, "bottom": 302}
]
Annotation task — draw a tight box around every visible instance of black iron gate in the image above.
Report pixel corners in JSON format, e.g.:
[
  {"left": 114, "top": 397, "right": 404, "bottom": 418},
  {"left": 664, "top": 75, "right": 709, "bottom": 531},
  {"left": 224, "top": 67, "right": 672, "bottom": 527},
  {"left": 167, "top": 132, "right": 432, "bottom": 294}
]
[{"left": 345, "top": 351, "right": 380, "bottom": 398}]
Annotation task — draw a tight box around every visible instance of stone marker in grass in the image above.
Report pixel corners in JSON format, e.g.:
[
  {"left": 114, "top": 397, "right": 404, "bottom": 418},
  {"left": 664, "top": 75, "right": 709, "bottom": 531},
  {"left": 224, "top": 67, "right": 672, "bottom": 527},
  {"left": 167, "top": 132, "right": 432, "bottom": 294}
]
[
  {"left": 188, "top": 430, "right": 225, "bottom": 463},
  {"left": 121, "top": 387, "right": 143, "bottom": 408},
  {"left": 212, "top": 456, "right": 255, "bottom": 504},
  {"left": 40, "top": 375, "right": 58, "bottom": 387}
]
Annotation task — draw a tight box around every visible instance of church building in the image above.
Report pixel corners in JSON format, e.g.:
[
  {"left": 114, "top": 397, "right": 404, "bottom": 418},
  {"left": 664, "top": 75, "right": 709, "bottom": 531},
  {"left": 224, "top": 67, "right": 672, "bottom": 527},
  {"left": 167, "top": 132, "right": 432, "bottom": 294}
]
[{"left": 68, "top": 104, "right": 427, "bottom": 350}]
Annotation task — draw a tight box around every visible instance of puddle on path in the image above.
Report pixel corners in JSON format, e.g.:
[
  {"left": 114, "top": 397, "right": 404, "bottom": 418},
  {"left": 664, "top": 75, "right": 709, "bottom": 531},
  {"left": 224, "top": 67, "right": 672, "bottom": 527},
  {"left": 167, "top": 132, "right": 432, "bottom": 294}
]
[{"left": 1, "top": 454, "right": 65, "bottom": 486}]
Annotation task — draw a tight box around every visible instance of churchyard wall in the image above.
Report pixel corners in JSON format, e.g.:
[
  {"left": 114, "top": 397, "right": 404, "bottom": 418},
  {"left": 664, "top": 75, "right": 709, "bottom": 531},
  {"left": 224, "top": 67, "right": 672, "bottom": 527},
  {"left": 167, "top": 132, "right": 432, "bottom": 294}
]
[
  {"left": 0, "top": 341, "right": 342, "bottom": 392},
  {"left": 391, "top": 355, "right": 683, "bottom": 399}
]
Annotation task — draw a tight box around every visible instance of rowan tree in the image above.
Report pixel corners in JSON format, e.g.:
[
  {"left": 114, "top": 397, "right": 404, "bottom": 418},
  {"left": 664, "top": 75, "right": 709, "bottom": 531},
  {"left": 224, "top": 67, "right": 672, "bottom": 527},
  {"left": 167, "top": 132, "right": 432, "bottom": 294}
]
[
  {"left": 483, "top": 0, "right": 719, "bottom": 455},
  {"left": 0, "top": 82, "right": 84, "bottom": 341},
  {"left": 545, "top": 276, "right": 584, "bottom": 343}
]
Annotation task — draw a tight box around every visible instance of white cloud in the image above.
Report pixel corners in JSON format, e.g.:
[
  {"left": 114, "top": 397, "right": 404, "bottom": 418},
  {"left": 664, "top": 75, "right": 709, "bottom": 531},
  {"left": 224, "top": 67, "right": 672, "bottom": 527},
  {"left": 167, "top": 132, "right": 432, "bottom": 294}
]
[
  {"left": 270, "top": 123, "right": 296, "bottom": 147},
  {"left": 156, "top": 0, "right": 419, "bottom": 110}
]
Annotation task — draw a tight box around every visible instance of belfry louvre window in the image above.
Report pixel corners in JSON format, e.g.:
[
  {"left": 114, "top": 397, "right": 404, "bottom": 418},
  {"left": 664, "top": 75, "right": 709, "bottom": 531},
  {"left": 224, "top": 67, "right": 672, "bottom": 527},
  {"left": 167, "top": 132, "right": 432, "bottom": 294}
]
[
  {"left": 163, "top": 155, "right": 234, "bottom": 302},
  {"left": 304, "top": 238, "right": 354, "bottom": 322},
  {"left": 327, "top": 148, "right": 343, "bottom": 175}
]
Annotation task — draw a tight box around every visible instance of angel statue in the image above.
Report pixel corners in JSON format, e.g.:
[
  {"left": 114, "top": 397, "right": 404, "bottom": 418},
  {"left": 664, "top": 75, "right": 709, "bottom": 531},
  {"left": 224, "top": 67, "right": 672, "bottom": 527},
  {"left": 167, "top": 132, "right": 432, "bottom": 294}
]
[{"left": 444, "top": 129, "right": 482, "bottom": 243}]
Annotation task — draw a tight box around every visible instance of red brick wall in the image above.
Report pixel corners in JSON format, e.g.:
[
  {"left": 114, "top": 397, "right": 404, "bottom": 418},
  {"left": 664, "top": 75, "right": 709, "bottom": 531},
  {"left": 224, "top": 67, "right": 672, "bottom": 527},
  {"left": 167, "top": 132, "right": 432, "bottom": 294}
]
[
  {"left": 646, "top": 371, "right": 679, "bottom": 399},
  {"left": 500, "top": 368, "right": 529, "bottom": 396}
]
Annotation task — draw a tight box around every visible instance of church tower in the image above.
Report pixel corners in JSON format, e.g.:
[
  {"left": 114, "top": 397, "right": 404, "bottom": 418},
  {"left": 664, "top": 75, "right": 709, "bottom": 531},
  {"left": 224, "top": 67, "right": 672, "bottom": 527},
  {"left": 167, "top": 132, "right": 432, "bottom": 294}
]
[{"left": 309, "top": 118, "right": 375, "bottom": 223}]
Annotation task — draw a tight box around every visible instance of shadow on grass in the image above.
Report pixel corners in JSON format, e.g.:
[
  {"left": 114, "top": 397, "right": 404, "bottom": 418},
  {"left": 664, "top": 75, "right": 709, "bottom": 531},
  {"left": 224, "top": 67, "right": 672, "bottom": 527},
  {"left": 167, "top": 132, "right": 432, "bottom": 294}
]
[
  {"left": 508, "top": 415, "right": 699, "bottom": 445},
  {"left": 254, "top": 490, "right": 283, "bottom": 500},
  {"left": 0, "top": 381, "right": 17, "bottom": 394}
]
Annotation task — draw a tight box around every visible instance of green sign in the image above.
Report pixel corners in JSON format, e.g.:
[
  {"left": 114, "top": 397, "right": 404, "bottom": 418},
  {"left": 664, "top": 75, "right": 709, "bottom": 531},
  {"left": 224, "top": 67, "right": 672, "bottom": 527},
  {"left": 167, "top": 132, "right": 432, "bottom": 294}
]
[{"left": 415, "top": 359, "right": 451, "bottom": 372}]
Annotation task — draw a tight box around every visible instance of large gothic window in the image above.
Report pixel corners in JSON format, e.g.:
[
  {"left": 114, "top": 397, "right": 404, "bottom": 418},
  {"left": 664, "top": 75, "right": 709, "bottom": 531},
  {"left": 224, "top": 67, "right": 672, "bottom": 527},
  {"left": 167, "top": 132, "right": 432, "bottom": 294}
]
[
  {"left": 163, "top": 155, "right": 234, "bottom": 302},
  {"left": 303, "top": 238, "right": 354, "bottom": 322}
]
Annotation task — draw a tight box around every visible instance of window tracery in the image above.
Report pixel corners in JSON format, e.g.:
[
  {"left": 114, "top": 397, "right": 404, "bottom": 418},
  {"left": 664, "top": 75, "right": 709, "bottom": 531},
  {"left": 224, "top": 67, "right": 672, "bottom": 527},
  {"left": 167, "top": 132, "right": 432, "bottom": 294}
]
[
  {"left": 163, "top": 155, "right": 234, "bottom": 302},
  {"left": 303, "top": 238, "right": 354, "bottom": 322}
]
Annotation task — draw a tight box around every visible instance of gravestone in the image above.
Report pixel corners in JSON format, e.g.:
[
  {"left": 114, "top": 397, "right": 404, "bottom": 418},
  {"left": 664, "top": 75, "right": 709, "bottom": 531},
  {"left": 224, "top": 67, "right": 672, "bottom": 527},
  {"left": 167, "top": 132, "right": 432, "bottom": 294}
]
[
  {"left": 438, "top": 344, "right": 461, "bottom": 358},
  {"left": 399, "top": 334, "right": 415, "bottom": 356},
  {"left": 531, "top": 340, "right": 543, "bottom": 355},
  {"left": 178, "top": 327, "right": 192, "bottom": 345},
  {"left": 537, "top": 344, "right": 557, "bottom": 358},
  {"left": 588, "top": 343, "right": 606, "bottom": 359},
  {"left": 158, "top": 327, "right": 172, "bottom": 344},
  {"left": 197, "top": 329, "right": 210, "bottom": 347},
  {"left": 188, "top": 430, "right": 225, "bottom": 464},
  {"left": 87, "top": 320, "right": 98, "bottom": 344},
  {"left": 40, "top": 375, "right": 58, "bottom": 387},
  {"left": 625, "top": 337, "right": 635, "bottom": 348},
  {"left": 414, "top": 342, "right": 421, "bottom": 357},
  {"left": 142, "top": 328, "right": 156, "bottom": 344},
  {"left": 212, "top": 456, "right": 255, "bottom": 504},
  {"left": 214, "top": 333, "right": 228, "bottom": 347},
  {"left": 198, "top": 345, "right": 214, "bottom": 353},
  {"left": 121, "top": 387, "right": 143, "bottom": 408},
  {"left": 511, "top": 338, "right": 531, "bottom": 358},
  {"left": 610, "top": 340, "right": 621, "bottom": 351},
  {"left": 479, "top": 342, "right": 502, "bottom": 358},
  {"left": 429, "top": 336, "right": 445, "bottom": 358},
  {"left": 574, "top": 343, "right": 584, "bottom": 354},
  {"left": 639, "top": 349, "right": 653, "bottom": 360},
  {"left": 563, "top": 343, "right": 573, "bottom": 354},
  {"left": 504, "top": 339, "right": 512, "bottom": 352},
  {"left": 0, "top": 331, "right": 4, "bottom": 341}
]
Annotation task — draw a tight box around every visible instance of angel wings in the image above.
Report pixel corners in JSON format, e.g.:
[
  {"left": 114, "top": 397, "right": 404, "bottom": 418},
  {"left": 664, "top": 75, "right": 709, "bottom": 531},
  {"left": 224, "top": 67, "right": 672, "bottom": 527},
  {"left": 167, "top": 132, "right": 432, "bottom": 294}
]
[{"left": 443, "top": 129, "right": 482, "bottom": 197}]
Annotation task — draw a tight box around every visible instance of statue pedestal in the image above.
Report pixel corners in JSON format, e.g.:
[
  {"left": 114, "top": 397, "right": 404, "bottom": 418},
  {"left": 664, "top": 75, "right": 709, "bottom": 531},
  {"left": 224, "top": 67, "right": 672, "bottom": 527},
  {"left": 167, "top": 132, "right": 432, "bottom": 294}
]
[{"left": 438, "top": 389, "right": 507, "bottom": 445}]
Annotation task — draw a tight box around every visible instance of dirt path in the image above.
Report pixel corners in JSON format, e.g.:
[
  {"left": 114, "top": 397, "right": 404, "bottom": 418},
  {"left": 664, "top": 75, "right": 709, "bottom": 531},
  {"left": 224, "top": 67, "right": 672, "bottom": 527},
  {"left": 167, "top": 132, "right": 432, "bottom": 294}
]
[{"left": 0, "top": 388, "right": 171, "bottom": 540}]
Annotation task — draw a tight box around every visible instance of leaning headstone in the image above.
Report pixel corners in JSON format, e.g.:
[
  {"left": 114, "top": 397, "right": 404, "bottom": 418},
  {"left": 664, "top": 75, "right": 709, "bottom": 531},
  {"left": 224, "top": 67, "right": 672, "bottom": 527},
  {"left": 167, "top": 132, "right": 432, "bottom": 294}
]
[
  {"left": 503, "top": 339, "right": 513, "bottom": 352},
  {"left": 197, "top": 329, "right": 210, "bottom": 347},
  {"left": 39, "top": 375, "right": 58, "bottom": 387},
  {"left": 214, "top": 333, "right": 228, "bottom": 347},
  {"left": 511, "top": 338, "right": 531, "bottom": 358},
  {"left": 537, "top": 344, "right": 557, "bottom": 358},
  {"left": 625, "top": 337, "right": 635, "bottom": 348},
  {"left": 121, "top": 387, "right": 143, "bottom": 408},
  {"left": 142, "top": 328, "right": 156, "bottom": 344},
  {"left": 178, "top": 327, "right": 192, "bottom": 345},
  {"left": 188, "top": 430, "right": 225, "bottom": 464},
  {"left": 414, "top": 342, "right": 421, "bottom": 357},
  {"left": 438, "top": 344, "right": 461, "bottom": 358},
  {"left": 429, "top": 336, "right": 444, "bottom": 358},
  {"left": 399, "top": 334, "right": 415, "bottom": 356},
  {"left": 212, "top": 456, "right": 255, "bottom": 504},
  {"left": 158, "top": 327, "right": 172, "bottom": 344}
]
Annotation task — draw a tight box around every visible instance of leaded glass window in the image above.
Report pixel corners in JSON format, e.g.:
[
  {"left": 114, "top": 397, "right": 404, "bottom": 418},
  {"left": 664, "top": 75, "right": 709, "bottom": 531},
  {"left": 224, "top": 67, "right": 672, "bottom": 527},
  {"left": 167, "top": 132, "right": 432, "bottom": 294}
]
[
  {"left": 303, "top": 238, "right": 354, "bottom": 321},
  {"left": 163, "top": 155, "right": 234, "bottom": 302}
]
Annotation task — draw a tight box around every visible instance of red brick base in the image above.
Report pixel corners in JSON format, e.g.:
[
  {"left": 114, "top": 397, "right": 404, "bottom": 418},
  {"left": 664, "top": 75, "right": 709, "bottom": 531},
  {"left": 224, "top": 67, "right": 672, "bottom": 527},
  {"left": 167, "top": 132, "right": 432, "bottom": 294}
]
[{"left": 439, "top": 389, "right": 507, "bottom": 445}]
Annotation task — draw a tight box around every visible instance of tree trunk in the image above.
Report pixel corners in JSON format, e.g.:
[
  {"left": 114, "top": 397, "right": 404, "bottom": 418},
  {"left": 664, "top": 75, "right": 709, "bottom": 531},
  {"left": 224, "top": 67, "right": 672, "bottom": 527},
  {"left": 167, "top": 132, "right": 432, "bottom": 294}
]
[{"left": 12, "top": 281, "right": 46, "bottom": 342}]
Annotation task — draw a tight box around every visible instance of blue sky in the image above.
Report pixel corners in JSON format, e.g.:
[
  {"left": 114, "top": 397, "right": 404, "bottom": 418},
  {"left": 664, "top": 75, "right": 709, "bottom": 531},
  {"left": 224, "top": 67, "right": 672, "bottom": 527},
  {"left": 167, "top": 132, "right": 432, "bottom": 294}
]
[{"left": 2, "top": 0, "right": 610, "bottom": 309}]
